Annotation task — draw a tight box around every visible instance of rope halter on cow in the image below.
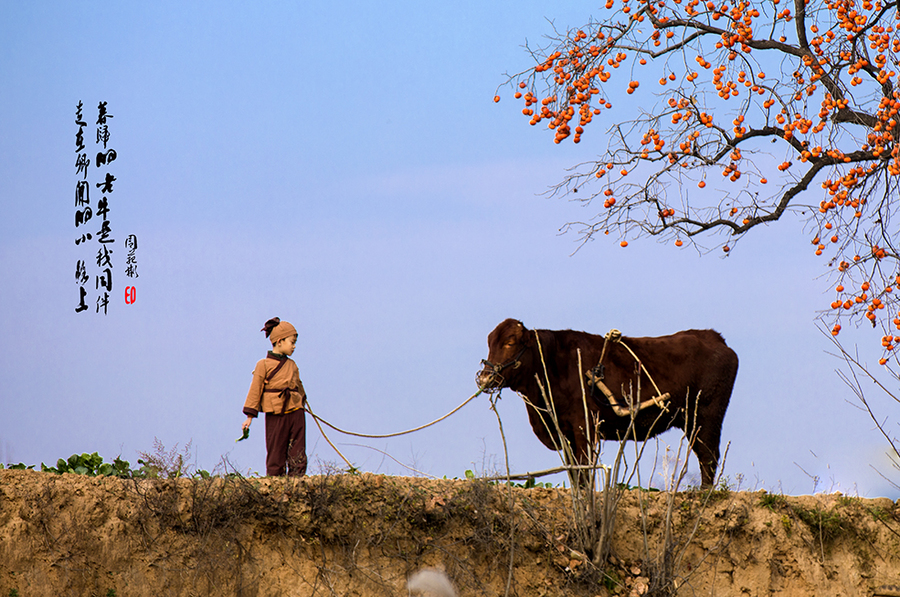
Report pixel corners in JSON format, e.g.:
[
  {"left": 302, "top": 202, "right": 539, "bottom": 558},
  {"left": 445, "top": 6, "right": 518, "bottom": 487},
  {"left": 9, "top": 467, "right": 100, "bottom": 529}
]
[
  {"left": 585, "top": 329, "right": 671, "bottom": 417},
  {"left": 478, "top": 346, "right": 527, "bottom": 394}
]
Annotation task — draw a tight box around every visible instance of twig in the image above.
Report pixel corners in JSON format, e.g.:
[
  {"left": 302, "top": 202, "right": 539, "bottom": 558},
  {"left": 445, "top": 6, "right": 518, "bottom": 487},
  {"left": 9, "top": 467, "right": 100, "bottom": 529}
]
[
  {"left": 477, "top": 464, "right": 610, "bottom": 483},
  {"left": 343, "top": 444, "right": 437, "bottom": 479},
  {"left": 489, "top": 394, "right": 516, "bottom": 597}
]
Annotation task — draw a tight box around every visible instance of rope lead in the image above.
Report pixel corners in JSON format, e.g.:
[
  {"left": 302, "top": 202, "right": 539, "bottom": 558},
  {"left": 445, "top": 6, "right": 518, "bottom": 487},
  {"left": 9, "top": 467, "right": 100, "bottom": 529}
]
[
  {"left": 304, "top": 389, "right": 484, "bottom": 472},
  {"left": 305, "top": 388, "right": 483, "bottom": 439}
]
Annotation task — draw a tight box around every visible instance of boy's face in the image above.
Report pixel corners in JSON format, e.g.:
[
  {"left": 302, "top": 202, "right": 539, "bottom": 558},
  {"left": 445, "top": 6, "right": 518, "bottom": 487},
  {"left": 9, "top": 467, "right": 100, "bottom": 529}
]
[{"left": 273, "top": 334, "right": 297, "bottom": 356}]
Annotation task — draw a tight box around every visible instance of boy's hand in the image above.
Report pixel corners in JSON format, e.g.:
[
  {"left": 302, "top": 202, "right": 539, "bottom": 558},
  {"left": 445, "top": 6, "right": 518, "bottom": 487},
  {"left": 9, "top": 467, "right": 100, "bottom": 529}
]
[{"left": 237, "top": 417, "right": 253, "bottom": 442}]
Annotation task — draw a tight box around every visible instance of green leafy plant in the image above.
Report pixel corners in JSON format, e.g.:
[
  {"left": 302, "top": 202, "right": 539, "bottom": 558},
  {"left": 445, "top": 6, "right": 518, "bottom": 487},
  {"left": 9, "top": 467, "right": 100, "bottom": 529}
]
[
  {"left": 791, "top": 505, "right": 848, "bottom": 545},
  {"left": 781, "top": 514, "right": 793, "bottom": 535},
  {"left": 40, "top": 453, "right": 135, "bottom": 478},
  {"left": 495, "top": 477, "right": 554, "bottom": 489},
  {"left": 0, "top": 463, "right": 34, "bottom": 470},
  {"left": 616, "top": 482, "right": 660, "bottom": 493},
  {"left": 759, "top": 493, "right": 788, "bottom": 512}
]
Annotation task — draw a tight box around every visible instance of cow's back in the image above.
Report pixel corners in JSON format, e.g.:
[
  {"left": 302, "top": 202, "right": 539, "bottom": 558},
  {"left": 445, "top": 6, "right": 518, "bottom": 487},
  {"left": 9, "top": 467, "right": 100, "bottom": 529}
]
[{"left": 619, "top": 329, "right": 737, "bottom": 400}]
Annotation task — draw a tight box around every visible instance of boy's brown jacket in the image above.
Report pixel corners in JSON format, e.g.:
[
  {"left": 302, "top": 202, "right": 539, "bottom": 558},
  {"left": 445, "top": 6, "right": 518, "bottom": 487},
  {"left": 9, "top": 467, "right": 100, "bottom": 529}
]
[{"left": 242, "top": 352, "right": 306, "bottom": 418}]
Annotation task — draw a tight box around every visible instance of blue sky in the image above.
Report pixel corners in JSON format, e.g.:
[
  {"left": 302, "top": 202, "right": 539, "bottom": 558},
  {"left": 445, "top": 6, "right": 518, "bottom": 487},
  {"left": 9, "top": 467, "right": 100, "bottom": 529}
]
[{"left": 1, "top": 2, "right": 896, "bottom": 497}]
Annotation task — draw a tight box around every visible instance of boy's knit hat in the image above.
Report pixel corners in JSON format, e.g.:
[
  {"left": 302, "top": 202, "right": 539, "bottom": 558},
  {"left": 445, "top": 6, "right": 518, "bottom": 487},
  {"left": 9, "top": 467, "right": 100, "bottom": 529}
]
[{"left": 270, "top": 320, "right": 297, "bottom": 344}]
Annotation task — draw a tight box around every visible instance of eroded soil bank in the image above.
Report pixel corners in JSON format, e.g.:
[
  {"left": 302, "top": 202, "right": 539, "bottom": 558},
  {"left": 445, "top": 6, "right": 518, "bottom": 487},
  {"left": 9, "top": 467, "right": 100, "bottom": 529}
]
[{"left": 2, "top": 470, "right": 900, "bottom": 596}]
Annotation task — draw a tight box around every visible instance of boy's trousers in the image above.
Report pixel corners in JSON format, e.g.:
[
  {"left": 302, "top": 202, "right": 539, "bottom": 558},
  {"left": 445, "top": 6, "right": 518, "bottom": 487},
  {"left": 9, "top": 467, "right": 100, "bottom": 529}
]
[{"left": 265, "top": 408, "right": 307, "bottom": 476}]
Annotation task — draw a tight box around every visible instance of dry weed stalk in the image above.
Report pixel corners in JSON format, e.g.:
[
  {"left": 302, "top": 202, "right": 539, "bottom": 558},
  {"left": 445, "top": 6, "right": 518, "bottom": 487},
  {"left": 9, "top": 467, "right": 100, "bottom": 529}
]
[
  {"left": 636, "top": 393, "right": 735, "bottom": 596},
  {"left": 488, "top": 394, "right": 518, "bottom": 597},
  {"left": 525, "top": 337, "right": 659, "bottom": 570}
]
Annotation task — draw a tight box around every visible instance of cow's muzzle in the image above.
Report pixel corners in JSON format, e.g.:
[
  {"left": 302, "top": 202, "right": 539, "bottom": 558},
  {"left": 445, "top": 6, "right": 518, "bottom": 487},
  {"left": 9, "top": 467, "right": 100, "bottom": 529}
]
[
  {"left": 476, "top": 347, "right": 526, "bottom": 393},
  {"left": 476, "top": 363, "right": 504, "bottom": 393}
]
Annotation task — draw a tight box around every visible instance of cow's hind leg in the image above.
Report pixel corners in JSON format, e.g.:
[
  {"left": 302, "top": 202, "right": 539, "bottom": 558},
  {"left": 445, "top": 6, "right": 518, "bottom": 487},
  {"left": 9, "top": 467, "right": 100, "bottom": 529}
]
[
  {"left": 691, "top": 433, "right": 720, "bottom": 488},
  {"left": 690, "top": 405, "right": 724, "bottom": 488},
  {"left": 692, "top": 348, "right": 737, "bottom": 488},
  {"left": 684, "top": 397, "right": 723, "bottom": 488}
]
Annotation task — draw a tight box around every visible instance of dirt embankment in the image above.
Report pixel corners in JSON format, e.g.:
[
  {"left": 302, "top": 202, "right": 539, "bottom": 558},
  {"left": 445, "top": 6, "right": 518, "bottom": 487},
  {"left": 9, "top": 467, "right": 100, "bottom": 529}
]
[{"left": 1, "top": 469, "right": 900, "bottom": 596}]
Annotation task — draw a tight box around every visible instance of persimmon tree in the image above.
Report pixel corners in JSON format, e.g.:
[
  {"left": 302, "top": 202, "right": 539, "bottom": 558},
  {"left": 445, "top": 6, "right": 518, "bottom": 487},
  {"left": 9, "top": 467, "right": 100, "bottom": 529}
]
[{"left": 499, "top": 0, "right": 900, "bottom": 361}]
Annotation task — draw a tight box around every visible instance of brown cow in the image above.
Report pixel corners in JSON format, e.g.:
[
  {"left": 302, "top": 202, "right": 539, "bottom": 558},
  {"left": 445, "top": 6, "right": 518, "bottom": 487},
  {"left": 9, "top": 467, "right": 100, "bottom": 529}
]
[{"left": 476, "top": 319, "right": 738, "bottom": 487}]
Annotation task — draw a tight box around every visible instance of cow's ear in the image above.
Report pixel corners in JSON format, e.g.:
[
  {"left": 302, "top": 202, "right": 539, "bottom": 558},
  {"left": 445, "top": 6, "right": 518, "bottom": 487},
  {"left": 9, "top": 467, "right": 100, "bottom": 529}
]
[
  {"left": 514, "top": 320, "right": 525, "bottom": 338},
  {"left": 518, "top": 326, "right": 533, "bottom": 347}
]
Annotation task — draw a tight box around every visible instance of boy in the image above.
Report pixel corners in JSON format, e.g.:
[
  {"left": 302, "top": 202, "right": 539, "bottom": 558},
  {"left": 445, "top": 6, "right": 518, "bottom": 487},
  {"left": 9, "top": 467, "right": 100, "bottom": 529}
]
[{"left": 242, "top": 317, "right": 307, "bottom": 476}]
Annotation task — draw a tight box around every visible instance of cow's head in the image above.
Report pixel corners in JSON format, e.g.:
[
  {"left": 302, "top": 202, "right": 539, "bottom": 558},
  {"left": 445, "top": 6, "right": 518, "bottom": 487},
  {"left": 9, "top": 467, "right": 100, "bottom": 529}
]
[{"left": 476, "top": 318, "right": 530, "bottom": 392}]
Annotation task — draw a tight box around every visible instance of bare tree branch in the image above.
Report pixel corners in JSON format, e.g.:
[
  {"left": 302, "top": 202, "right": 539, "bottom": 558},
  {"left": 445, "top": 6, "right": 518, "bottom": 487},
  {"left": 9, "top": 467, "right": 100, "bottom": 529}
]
[{"left": 500, "top": 0, "right": 900, "bottom": 347}]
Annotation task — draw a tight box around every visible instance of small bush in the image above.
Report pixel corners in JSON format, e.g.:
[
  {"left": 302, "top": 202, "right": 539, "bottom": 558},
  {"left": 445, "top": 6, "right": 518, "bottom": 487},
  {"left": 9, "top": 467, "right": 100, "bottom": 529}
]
[{"left": 759, "top": 493, "right": 787, "bottom": 511}]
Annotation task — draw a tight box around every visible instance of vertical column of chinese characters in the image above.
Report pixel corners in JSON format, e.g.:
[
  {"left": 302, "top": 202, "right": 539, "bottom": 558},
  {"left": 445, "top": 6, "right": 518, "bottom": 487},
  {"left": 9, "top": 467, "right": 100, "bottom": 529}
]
[
  {"left": 74, "top": 101, "right": 92, "bottom": 313},
  {"left": 94, "top": 101, "right": 117, "bottom": 314}
]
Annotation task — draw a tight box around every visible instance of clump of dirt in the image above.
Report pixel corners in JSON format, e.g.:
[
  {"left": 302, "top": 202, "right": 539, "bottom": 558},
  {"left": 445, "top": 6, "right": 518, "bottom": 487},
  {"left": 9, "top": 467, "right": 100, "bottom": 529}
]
[{"left": 1, "top": 469, "right": 899, "bottom": 596}]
